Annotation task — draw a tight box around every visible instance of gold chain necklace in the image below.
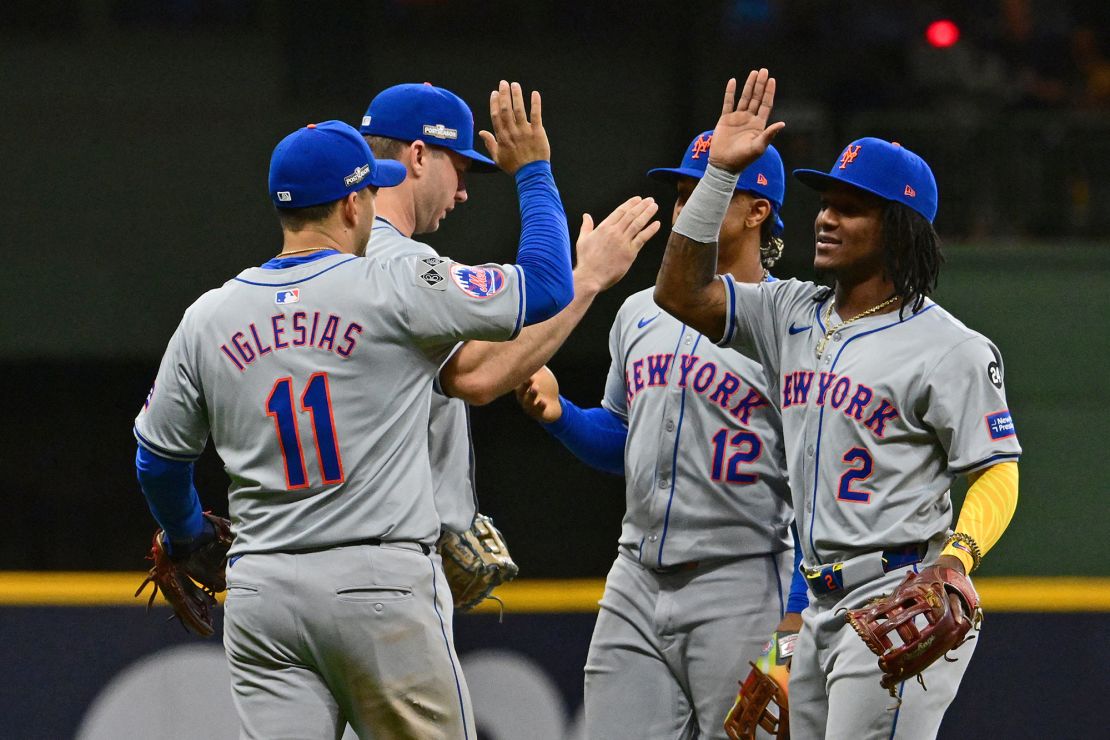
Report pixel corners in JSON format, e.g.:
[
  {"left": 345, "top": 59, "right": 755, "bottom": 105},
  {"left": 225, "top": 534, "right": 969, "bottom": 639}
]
[
  {"left": 814, "top": 294, "right": 899, "bottom": 356},
  {"left": 275, "top": 247, "right": 333, "bottom": 258}
]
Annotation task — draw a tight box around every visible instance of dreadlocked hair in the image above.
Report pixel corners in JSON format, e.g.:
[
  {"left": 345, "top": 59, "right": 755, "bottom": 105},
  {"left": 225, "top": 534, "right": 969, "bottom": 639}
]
[
  {"left": 758, "top": 216, "right": 785, "bottom": 270},
  {"left": 881, "top": 200, "right": 943, "bottom": 316}
]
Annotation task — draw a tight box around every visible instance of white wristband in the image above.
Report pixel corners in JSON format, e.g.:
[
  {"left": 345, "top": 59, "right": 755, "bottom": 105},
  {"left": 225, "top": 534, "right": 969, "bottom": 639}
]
[{"left": 671, "top": 163, "right": 740, "bottom": 244}]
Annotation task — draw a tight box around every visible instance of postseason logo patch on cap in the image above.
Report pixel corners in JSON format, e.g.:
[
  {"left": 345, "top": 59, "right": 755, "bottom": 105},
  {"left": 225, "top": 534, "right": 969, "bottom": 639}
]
[
  {"left": 985, "top": 410, "right": 1016, "bottom": 440},
  {"left": 450, "top": 264, "right": 505, "bottom": 299},
  {"left": 344, "top": 164, "right": 371, "bottom": 187},
  {"left": 422, "top": 123, "right": 458, "bottom": 140}
]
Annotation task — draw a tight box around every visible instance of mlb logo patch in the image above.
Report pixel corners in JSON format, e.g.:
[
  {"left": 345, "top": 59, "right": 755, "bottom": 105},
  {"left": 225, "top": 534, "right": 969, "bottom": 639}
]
[
  {"left": 985, "top": 410, "right": 1016, "bottom": 440},
  {"left": 450, "top": 264, "right": 505, "bottom": 299},
  {"left": 277, "top": 191, "right": 292, "bottom": 202},
  {"left": 361, "top": 115, "right": 371, "bottom": 127},
  {"left": 275, "top": 288, "right": 301, "bottom": 304}
]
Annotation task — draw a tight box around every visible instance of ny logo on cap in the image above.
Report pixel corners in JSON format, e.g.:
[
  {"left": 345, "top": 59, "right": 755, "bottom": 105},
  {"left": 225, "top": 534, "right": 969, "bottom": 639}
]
[
  {"left": 756, "top": 173, "right": 768, "bottom": 186},
  {"left": 838, "top": 144, "right": 862, "bottom": 170},
  {"left": 690, "top": 134, "right": 712, "bottom": 160},
  {"left": 904, "top": 184, "right": 916, "bottom": 197}
]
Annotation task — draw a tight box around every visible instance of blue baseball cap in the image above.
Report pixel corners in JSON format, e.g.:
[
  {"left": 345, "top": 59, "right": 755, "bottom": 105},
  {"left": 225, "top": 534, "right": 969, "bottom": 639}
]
[
  {"left": 269, "top": 120, "right": 406, "bottom": 208},
  {"left": 360, "top": 83, "right": 498, "bottom": 173},
  {"left": 647, "top": 130, "right": 786, "bottom": 234},
  {"left": 793, "top": 137, "right": 938, "bottom": 223}
]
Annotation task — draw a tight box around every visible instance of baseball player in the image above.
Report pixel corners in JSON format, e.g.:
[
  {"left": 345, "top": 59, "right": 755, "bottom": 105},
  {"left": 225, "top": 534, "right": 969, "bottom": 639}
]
[
  {"left": 516, "top": 133, "right": 808, "bottom": 739},
  {"left": 655, "top": 69, "right": 1021, "bottom": 739},
  {"left": 133, "top": 108, "right": 575, "bottom": 737},
  {"left": 360, "top": 81, "right": 659, "bottom": 538}
]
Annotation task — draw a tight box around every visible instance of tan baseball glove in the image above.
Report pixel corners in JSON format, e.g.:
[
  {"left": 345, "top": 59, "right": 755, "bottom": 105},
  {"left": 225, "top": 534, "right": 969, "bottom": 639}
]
[{"left": 436, "top": 513, "right": 519, "bottom": 611}]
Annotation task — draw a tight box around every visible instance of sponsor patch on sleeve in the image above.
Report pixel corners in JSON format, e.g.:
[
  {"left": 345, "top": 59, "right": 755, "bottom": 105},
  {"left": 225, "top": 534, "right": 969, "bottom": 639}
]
[
  {"left": 449, "top": 264, "right": 506, "bottom": 299},
  {"left": 985, "top": 410, "right": 1016, "bottom": 440}
]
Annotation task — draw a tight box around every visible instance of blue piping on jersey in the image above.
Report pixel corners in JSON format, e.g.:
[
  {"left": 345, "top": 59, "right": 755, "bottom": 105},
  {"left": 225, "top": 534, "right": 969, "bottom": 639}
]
[
  {"left": 133, "top": 427, "right": 199, "bottom": 462},
  {"left": 723, "top": 277, "right": 738, "bottom": 345},
  {"left": 657, "top": 331, "right": 702, "bottom": 567},
  {"left": 951, "top": 452, "right": 1021, "bottom": 474},
  {"left": 510, "top": 264, "right": 526, "bottom": 339},
  {"left": 888, "top": 680, "right": 907, "bottom": 739},
  {"left": 771, "top": 552, "right": 785, "bottom": 617},
  {"left": 233, "top": 255, "right": 360, "bottom": 287},
  {"left": 808, "top": 304, "right": 939, "bottom": 563},
  {"left": 428, "top": 556, "right": 471, "bottom": 740}
]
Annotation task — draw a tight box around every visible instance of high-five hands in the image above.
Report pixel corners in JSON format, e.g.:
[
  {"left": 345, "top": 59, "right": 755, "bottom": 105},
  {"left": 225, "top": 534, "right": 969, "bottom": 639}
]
[
  {"left": 708, "top": 68, "right": 785, "bottom": 174},
  {"left": 479, "top": 80, "right": 551, "bottom": 174},
  {"left": 575, "top": 196, "right": 661, "bottom": 295}
]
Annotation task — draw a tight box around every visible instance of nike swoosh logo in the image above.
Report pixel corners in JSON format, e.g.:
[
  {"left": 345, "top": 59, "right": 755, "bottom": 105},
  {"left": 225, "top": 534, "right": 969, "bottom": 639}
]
[
  {"left": 788, "top": 322, "right": 812, "bottom": 335},
  {"left": 638, "top": 313, "right": 661, "bottom": 329}
]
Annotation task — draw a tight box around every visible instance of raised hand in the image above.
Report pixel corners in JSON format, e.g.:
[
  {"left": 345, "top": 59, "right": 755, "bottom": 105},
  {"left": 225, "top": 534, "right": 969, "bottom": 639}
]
[
  {"left": 478, "top": 80, "right": 551, "bottom": 174},
  {"left": 575, "top": 196, "right": 661, "bottom": 295},
  {"left": 708, "top": 68, "right": 785, "bottom": 174},
  {"left": 515, "top": 366, "right": 561, "bottom": 423}
]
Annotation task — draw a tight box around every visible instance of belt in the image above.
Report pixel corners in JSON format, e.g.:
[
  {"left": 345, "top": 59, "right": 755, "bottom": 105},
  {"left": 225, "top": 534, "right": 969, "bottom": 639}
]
[
  {"left": 803, "top": 543, "right": 927, "bottom": 597},
  {"left": 239, "top": 538, "right": 432, "bottom": 559}
]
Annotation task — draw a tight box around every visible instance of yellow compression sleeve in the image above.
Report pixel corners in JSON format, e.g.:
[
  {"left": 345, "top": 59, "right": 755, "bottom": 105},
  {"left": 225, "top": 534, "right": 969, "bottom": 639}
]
[{"left": 942, "top": 461, "right": 1019, "bottom": 572}]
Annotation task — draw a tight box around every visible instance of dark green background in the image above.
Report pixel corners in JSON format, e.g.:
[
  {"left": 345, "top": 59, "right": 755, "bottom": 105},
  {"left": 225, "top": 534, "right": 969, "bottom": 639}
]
[{"left": 3, "top": 1, "right": 1106, "bottom": 577}]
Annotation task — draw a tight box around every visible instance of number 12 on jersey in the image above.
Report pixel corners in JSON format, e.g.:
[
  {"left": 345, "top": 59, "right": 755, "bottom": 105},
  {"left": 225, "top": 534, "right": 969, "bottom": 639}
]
[
  {"left": 710, "top": 428, "right": 762, "bottom": 485},
  {"left": 266, "top": 372, "right": 344, "bottom": 489}
]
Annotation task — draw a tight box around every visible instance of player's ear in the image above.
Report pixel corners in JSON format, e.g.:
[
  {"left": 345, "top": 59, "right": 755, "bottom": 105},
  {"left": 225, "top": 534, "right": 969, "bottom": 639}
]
[
  {"left": 746, "top": 198, "right": 772, "bottom": 229},
  {"left": 340, "top": 192, "right": 361, "bottom": 227},
  {"left": 410, "top": 140, "right": 428, "bottom": 177}
]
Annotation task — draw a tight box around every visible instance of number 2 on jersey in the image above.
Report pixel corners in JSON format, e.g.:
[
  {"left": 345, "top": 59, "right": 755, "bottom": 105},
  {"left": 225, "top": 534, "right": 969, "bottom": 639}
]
[
  {"left": 837, "top": 447, "right": 873, "bottom": 503},
  {"left": 710, "top": 429, "right": 762, "bottom": 485},
  {"left": 265, "top": 372, "right": 344, "bottom": 489}
]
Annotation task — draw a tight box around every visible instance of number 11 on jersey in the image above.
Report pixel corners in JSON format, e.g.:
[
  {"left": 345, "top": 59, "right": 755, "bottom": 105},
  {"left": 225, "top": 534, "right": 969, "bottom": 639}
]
[{"left": 265, "top": 372, "right": 345, "bottom": 489}]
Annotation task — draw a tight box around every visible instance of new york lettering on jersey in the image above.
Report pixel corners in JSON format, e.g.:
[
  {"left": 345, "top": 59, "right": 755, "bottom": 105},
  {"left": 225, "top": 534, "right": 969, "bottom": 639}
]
[
  {"left": 719, "top": 277, "right": 1022, "bottom": 565},
  {"left": 602, "top": 289, "right": 792, "bottom": 567}
]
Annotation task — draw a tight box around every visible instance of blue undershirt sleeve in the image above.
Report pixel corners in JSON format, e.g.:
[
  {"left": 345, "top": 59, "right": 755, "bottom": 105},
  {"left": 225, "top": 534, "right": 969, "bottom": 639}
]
[
  {"left": 539, "top": 396, "right": 627, "bottom": 476},
  {"left": 135, "top": 444, "right": 205, "bottom": 542},
  {"left": 786, "top": 522, "right": 810, "bottom": 613},
  {"left": 513, "top": 161, "right": 573, "bottom": 325}
]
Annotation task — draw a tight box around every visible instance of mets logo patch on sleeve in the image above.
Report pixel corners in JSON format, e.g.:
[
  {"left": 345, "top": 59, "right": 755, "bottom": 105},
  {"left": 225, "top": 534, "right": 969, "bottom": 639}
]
[
  {"left": 985, "top": 410, "right": 1016, "bottom": 440},
  {"left": 450, "top": 264, "right": 506, "bottom": 299}
]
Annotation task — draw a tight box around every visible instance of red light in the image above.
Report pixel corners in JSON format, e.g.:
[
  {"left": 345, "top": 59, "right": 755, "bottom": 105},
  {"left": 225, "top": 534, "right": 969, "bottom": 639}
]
[{"left": 926, "top": 19, "right": 960, "bottom": 48}]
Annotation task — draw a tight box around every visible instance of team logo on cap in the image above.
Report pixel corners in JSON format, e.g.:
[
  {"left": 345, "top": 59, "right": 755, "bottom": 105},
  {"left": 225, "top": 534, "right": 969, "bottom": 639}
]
[
  {"left": 690, "top": 134, "right": 712, "bottom": 159},
  {"left": 344, "top": 164, "right": 371, "bottom": 187},
  {"left": 423, "top": 123, "right": 458, "bottom": 140},
  {"left": 756, "top": 173, "right": 769, "bottom": 186},
  {"left": 450, "top": 264, "right": 505, "bottom": 299},
  {"left": 277, "top": 191, "right": 292, "bottom": 202},
  {"left": 275, "top": 288, "right": 300, "bottom": 304},
  {"left": 838, "top": 144, "right": 862, "bottom": 169},
  {"left": 904, "top": 184, "right": 916, "bottom": 197}
]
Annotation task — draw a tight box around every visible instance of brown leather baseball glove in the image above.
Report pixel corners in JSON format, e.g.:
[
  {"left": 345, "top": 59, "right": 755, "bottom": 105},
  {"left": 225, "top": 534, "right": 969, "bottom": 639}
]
[
  {"left": 437, "top": 513, "right": 519, "bottom": 612},
  {"left": 724, "top": 628, "right": 796, "bottom": 740},
  {"left": 845, "top": 564, "right": 982, "bottom": 696},
  {"left": 135, "top": 512, "right": 233, "bottom": 637}
]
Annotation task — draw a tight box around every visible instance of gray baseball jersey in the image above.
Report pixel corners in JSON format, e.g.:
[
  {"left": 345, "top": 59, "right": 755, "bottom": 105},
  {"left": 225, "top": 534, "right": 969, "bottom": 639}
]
[
  {"left": 134, "top": 250, "right": 524, "bottom": 556},
  {"left": 718, "top": 276, "right": 1022, "bottom": 566},
  {"left": 602, "top": 287, "right": 793, "bottom": 567},
  {"left": 368, "top": 217, "right": 478, "bottom": 533}
]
